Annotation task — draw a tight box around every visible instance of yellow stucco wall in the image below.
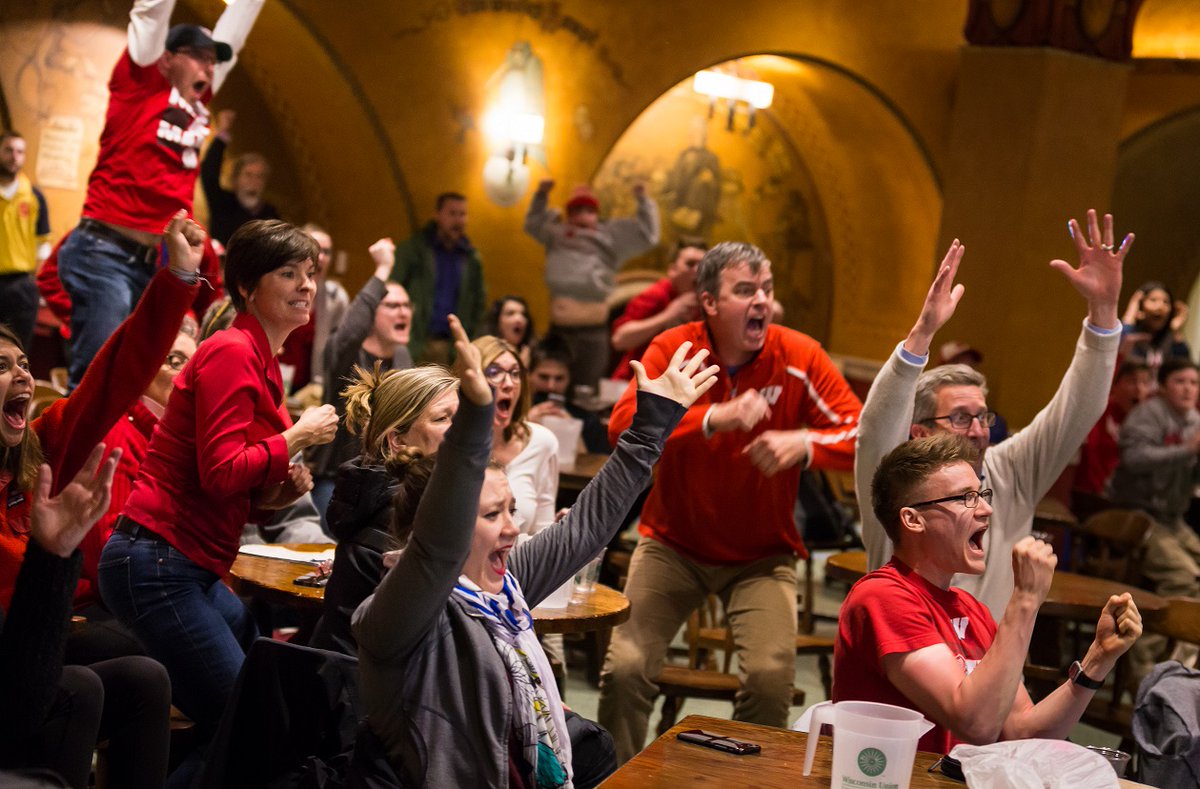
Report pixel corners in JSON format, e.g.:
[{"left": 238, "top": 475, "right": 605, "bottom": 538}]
[{"left": 3, "top": 0, "right": 1199, "bottom": 425}]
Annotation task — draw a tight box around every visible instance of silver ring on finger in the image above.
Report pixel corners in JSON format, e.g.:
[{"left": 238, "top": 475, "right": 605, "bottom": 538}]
[{"left": 1101, "top": 243, "right": 1114, "bottom": 251}]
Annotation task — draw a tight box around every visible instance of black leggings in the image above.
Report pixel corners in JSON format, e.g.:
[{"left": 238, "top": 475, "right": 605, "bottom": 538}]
[{"left": 14, "top": 657, "right": 171, "bottom": 789}]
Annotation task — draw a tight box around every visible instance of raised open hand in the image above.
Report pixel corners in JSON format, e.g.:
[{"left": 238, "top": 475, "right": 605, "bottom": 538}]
[
  {"left": 216, "top": 109, "right": 236, "bottom": 136},
  {"left": 905, "top": 239, "right": 965, "bottom": 356},
  {"left": 31, "top": 444, "right": 119, "bottom": 558},
  {"left": 631, "top": 341, "right": 719, "bottom": 408},
  {"left": 1050, "top": 209, "right": 1133, "bottom": 330},
  {"left": 162, "top": 209, "right": 206, "bottom": 274},
  {"left": 449, "top": 314, "right": 491, "bottom": 406},
  {"left": 1171, "top": 302, "right": 1189, "bottom": 334}
]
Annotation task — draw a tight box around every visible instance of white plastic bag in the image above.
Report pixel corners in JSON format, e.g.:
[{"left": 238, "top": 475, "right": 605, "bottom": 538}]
[{"left": 950, "top": 739, "right": 1118, "bottom": 789}]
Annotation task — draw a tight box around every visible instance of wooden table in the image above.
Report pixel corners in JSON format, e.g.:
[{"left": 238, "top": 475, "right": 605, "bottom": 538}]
[
  {"left": 227, "top": 543, "right": 332, "bottom": 608},
  {"left": 230, "top": 546, "right": 632, "bottom": 638},
  {"left": 531, "top": 583, "right": 630, "bottom": 635},
  {"left": 559, "top": 452, "right": 608, "bottom": 491},
  {"left": 825, "top": 550, "right": 1169, "bottom": 620},
  {"left": 601, "top": 714, "right": 1150, "bottom": 787},
  {"left": 600, "top": 715, "right": 960, "bottom": 788}
]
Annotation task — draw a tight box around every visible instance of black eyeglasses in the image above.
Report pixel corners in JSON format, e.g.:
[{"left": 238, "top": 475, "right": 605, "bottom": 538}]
[
  {"left": 907, "top": 489, "right": 993, "bottom": 510},
  {"left": 923, "top": 410, "right": 997, "bottom": 430},
  {"left": 484, "top": 365, "right": 521, "bottom": 384},
  {"left": 164, "top": 351, "right": 191, "bottom": 371}
]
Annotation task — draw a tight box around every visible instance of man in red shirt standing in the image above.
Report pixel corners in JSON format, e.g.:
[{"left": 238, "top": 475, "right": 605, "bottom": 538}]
[
  {"left": 598, "top": 241, "right": 862, "bottom": 762},
  {"left": 56, "top": 0, "right": 263, "bottom": 391},
  {"left": 610, "top": 239, "right": 706, "bottom": 380},
  {"left": 835, "top": 433, "right": 1141, "bottom": 754}
]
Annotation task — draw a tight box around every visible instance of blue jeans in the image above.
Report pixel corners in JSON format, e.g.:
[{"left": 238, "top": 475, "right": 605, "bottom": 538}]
[
  {"left": 311, "top": 477, "right": 336, "bottom": 538},
  {"left": 57, "top": 227, "right": 154, "bottom": 391},
  {"left": 98, "top": 526, "right": 257, "bottom": 732}
]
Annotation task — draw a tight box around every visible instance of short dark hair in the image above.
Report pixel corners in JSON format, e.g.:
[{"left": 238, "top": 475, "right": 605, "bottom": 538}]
[
  {"left": 871, "top": 433, "right": 980, "bottom": 546},
  {"left": 1159, "top": 356, "right": 1200, "bottom": 386},
  {"left": 673, "top": 237, "right": 708, "bottom": 258},
  {"left": 436, "top": 192, "right": 466, "bottom": 210},
  {"left": 0, "top": 130, "right": 23, "bottom": 145},
  {"left": 530, "top": 333, "right": 573, "bottom": 371},
  {"left": 224, "top": 220, "right": 320, "bottom": 312},
  {"left": 694, "top": 241, "right": 769, "bottom": 298},
  {"left": 1114, "top": 359, "right": 1150, "bottom": 382}
]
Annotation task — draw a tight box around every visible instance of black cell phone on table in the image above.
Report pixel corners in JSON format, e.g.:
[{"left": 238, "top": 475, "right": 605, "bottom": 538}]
[
  {"left": 676, "top": 730, "right": 761, "bottom": 755},
  {"left": 928, "top": 755, "right": 965, "bottom": 782},
  {"left": 293, "top": 571, "right": 329, "bottom": 588}
]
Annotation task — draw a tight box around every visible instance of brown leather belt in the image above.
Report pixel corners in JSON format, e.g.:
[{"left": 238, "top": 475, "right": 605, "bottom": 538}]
[{"left": 78, "top": 218, "right": 159, "bottom": 268}]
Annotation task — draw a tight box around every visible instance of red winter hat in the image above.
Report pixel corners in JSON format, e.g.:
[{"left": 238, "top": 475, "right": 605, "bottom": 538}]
[{"left": 565, "top": 185, "right": 600, "bottom": 213}]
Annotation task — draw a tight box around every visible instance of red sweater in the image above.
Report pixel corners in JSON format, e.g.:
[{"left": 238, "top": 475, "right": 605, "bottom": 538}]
[
  {"left": 75, "top": 399, "right": 159, "bottom": 606},
  {"left": 122, "top": 312, "right": 292, "bottom": 577},
  {"left": 608, "top": 322, "right": 861, "bottom": 565},
  {"left": 611, "top": 278, "right": 678, "bottom": 381},
  {"left": 0, "top": 271, "right": 198, "bottom": 608}
]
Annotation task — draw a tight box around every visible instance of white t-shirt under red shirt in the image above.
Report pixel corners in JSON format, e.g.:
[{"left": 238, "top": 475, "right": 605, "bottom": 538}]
[
  {"left": 82, "top": 51, "right": 212, "bottom": 234},
  {"left": 832, "top": 558, "right": 998, "bottom": 754}
]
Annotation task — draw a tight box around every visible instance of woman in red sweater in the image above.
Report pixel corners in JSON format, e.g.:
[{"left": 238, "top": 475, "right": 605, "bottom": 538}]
[
  {"left": 98, "top": 219, "right": 338, "bottom": 735},
  {"left": 0, "top": 210, "right": 205, "bottom": 787}
]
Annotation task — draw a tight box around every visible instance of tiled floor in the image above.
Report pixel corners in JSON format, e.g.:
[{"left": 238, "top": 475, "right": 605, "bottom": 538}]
[{"left": 560, "top": 550, "right": 1124, "bottom": 752}]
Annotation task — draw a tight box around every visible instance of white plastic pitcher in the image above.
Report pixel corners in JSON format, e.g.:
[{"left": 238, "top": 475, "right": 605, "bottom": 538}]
[
  {"left": 540, "top": 415, "right": 583, "bottom": 466},
  {"left": 801, "top": 701, "right": 935, "bottom": 789}
]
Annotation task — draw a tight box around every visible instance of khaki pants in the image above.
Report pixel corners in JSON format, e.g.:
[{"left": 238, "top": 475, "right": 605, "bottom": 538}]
[
  {"left": 597, "top": 538, "right": 797, "bottom": 763},
  {"left": 1129, "top": 520, "right": 1200, "bottom": 686}
]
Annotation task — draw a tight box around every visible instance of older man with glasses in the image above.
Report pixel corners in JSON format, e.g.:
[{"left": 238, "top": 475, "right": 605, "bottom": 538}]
[
  {"left": 834, "top": 433, "right": 1141, "bottom": 755},
  {"left": 856, "top": 210, "right": 1133, "bottom": 619}
]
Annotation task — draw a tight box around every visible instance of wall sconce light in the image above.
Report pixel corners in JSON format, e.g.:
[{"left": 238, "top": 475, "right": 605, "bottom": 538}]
[{"left": 693, "top": 69, "right": 774, "bottom": 131}]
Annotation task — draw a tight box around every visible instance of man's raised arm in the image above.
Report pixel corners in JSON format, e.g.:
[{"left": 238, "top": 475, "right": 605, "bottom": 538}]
[
  {"left": 858, "top": 240, "right": 965, "bottom": 569},
  {"left": 212, "top": 0, "right": 266, "bottom": 94}
]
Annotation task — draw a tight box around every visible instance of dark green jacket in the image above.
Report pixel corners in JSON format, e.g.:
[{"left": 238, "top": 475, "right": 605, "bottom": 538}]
[{"left": 388, "top": 221, "right": 485, "bottom": 360}]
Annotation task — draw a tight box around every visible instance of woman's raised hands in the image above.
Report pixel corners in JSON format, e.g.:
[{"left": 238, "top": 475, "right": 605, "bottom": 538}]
[
  {"left": 631, "top": 341, "right": 719, "bottom": 408},
  {"left": 449, "top": 314, "right": 492, "bottom": 406},
  {"left": 31, "top": 443, "right": 120, "bottom": 559}
]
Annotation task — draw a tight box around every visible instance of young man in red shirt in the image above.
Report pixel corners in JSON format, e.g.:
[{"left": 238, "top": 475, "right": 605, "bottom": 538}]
[
  {"left": 610, "top": 239, "right": 706, "bottom": 380},
  {"left": 835, "top": 433, "right": 1142, "bottom": 754},
  {"left": 598, "top": 241, "right": 862, "bottom": 762},
  {"left": 56, "top": 0, "right": 263, "bottom": 391}
]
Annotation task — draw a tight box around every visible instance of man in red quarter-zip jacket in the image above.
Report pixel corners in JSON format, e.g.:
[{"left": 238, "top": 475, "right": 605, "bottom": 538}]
[{"left": 598, "top": 241, "right": 861, "bottom": 763}]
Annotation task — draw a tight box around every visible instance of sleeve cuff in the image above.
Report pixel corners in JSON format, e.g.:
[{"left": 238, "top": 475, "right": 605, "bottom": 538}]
[
  {"left": 896, "top": 341, "right": 928, "bottom": 367},
  {"left": 1084, "top": 320, "right": 1122, "bottom": 337}
]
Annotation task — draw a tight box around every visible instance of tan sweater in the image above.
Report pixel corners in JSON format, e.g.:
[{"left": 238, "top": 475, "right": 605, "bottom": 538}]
[{"left": 855, "top": 322, "right": 1119, "bottom": 618}]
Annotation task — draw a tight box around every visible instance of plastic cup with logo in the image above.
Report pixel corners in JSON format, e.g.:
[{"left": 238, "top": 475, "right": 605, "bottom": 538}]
[
  {"left": 573, "top": 550, "right": 606, "bottom": 598},
  {"left": 540, "top": 414, "right": 583, "bottom": 466},
  {"left": 801, "top": 700, "right": 935, "bottom": 789}
]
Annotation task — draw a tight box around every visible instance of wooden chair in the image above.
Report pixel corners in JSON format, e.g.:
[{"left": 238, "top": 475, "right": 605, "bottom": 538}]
[
  {"left": 1070, "top": 509, "right": 1155, "bottom": 587},
  {"left": 30, "top": 381, "right": 65, "bottom": 419},
  {"left": 654, "top": 597, "right": 806, "bottom": 735}
]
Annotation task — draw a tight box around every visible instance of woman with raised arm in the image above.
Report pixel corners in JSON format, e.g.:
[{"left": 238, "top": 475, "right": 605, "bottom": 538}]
[
  {"left": 99, "top": 219, "right": 339, "bottom": 736},
  {"left": 309, "top": 363, "right": 460, "bottom": 655},
  {"left": 352, "top": 315, "right": 717, "bottom": 788}
]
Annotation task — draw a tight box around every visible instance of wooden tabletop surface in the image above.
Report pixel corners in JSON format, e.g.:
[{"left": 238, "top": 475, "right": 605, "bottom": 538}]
[
  {"left": 531, "top": 583, "right": 630, "bottom": 635},
  {"left": 824, "top": 550, "right": 1168, "bottom": 619},
  {"left": 230, "top": 546, "right": 631, "bottom": 635},
  {"left": 227, "top": 543, "right": 331, "bottom": 608},
  {"left": 559, "top": 452, "right": 609, "bottom": 491},
  {"left": 601, "top": 714, "right": 1150, "bottom": 788},
  {"left": 599, "top": 715, "right": 960, "bottom": 788}
]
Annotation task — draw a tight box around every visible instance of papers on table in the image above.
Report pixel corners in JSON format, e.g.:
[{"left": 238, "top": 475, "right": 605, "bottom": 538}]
[{"left": 238, "top": 544, "right": 335, "bottom": 564}]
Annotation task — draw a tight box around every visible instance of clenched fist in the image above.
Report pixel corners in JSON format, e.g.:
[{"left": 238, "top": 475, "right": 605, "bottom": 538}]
[{"left": 1010, "top": 536, "right": 1056, "bottom": 606}]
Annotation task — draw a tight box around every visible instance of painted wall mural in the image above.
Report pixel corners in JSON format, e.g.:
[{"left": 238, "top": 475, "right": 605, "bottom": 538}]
[{"left": 592, "top": 72, "right": 831, "bottom": 342}]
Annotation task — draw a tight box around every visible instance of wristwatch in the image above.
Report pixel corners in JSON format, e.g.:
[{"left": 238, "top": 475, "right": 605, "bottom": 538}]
[{"left": 1068, "top": 660, "right": 1104, "bottom": 690}]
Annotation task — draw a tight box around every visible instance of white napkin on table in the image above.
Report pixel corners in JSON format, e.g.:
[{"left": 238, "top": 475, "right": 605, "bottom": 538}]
[{"left": 950, "top": 739, "right": 1119, "bottom": 788}]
